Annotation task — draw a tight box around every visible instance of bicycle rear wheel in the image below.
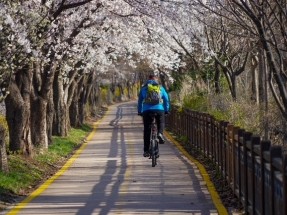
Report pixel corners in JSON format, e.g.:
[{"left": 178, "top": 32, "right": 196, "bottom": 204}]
[{"left": 151, "top": 139, "right": 156, "bottom": 167}]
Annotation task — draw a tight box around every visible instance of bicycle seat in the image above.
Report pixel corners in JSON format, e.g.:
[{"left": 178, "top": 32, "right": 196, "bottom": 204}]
[{"left": 149, "top": 113, "right": 157, "bottom": 117}]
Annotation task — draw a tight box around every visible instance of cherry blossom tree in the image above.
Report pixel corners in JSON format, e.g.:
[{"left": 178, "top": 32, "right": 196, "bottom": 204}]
[
  {"left": 0, "top": 0, "right": 197, "bottom": 160},
  {"left": 0, "top": 1, "right": 44, "bottom": 155}
]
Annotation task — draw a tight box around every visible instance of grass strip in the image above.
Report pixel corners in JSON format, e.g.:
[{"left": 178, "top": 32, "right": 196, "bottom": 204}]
[{"left": 0, "top": 124, "right": 91, "bottom": 196}]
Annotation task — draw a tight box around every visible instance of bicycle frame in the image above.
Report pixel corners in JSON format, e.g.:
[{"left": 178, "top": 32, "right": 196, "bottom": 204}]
[{"left": 150, "top": 115, "right": 157, "bottom": 139}]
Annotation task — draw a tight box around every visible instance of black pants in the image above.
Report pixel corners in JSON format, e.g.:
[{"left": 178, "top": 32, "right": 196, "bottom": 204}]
[{"left": 142, "top": 110, "right": 165, "bottom": 152}]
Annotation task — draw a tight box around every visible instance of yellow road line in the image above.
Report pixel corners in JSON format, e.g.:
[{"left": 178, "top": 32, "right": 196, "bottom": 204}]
[
  {"left": 6, "top": 108, "right": 110, "bottom": 215},
  {"left": 163, "top": 130, "right": 228, "bottom": 215}
]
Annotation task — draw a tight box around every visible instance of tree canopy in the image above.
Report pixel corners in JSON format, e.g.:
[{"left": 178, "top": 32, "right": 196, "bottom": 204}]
[{"left": 1, "top": 0, "right": 287, "bottom": 160}]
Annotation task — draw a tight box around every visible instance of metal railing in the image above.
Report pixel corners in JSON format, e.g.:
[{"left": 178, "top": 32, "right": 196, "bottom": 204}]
[{"left": 165, "top": 105, "right": 287, "bottom": 215}]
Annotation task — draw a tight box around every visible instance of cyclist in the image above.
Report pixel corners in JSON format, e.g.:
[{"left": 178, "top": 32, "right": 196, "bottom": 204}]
[{"left": 138, "top": 74, "right": 170, "bottom": 157}]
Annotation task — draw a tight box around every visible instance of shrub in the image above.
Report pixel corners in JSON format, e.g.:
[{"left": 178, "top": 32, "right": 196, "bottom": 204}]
[
  {"left": 182, "top": 93, "right": 208, "bottom": 112},
  {"left": 0, "top": 114, "right": 8, "bottom": 146}
]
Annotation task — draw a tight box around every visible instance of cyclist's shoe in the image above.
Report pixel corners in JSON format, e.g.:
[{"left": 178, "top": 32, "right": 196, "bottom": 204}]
[
  {"left": 157, "top": 133, "right": 165, "bottom": 144},
  {"left": 143, "top": 151, "right": 150, "bottom": 157}
]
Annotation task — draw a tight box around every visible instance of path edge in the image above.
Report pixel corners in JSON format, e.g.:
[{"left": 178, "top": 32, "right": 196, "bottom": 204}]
[
  {"left": 164, "top": 130, "right": 229, "bottom": 215},
  {"left": 5, "top": 107, "right": 110, "bottom": 215}
]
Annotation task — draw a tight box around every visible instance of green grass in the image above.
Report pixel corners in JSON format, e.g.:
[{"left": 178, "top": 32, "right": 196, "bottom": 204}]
[{"left": 0, "top": 124, "right": 91, "bottom": 195}]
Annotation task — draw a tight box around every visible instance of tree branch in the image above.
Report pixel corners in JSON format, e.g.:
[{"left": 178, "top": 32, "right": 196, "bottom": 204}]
[{"left": 53, "top": 0, "right": 95, "bottom": 19}]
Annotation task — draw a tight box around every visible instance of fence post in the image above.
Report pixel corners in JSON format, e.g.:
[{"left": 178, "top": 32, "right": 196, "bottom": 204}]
[
  {"left": 283, "top": 153, "right": 287, "bottom": 215},
  {"left": 205, "top": 113, "right": 209, "bottom": 158},
  {"left": 270, "top": 146, "right": 282, "bottom": 215},
  {"left": 251, "top": 137, "right": 265, "bottom": 215},
  {"left": 203, "top": 113, "right": 207, "bottom": 157},
  {"left": 190, "top": 110, "right": 195, "bottom": 146},
  {"left": 188, "top": 110, "right": 191, "bottom": 143},
  {"left": 210, "top": 115, "right": 215, "bottom": 163},
  {"left": 232, "top": 126, "right": 239, "bottom": 194},
  {"left": 219, "top": 120, "right": 224, "bottom": 175},
  {"left": 170, "top": 105, "right": 174, "bottom": 130},
  {"left": 247, "top": 135, "right": 260, "bottom": 214},
  {"left": 218, "top": 120, "right": 224, "bottom": 179},
  {"left": 183, "top": 109, "right": 186, "bottom": 140},
  {"left": 194, "top": 110, "right": 198, "bottom": 147},
  {"left": 227, "top": 124, "right": 233, "bottom": 189},
  {"left": 201, "top": 112, "right": 204, "bottom": 155},
  {"left": 242, "top": 131, "right": 252, "bottom": 213},
  {"left": 236, "top": 129, "right": 245, "bottom": 202},
  {"left": 177, "top": 107, "right": 180, "bottom": 135},
  {"left": 260, "top": 140, "right": 271, "bottom": 215},
  {"left": 223, "top": 121, "right": 229, "bottom": 181},
  {"left": 193, "top": 111, "right": 197, "bottom": 149},
  {"left": 183, "top": 109, "right": 186, "bottom": 138},
  {"left": 199, "top": 112, "right": 203, "bottom": 153}
]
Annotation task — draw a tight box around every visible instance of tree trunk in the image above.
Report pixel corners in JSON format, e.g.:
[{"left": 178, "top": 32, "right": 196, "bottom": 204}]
[
  {"left": 118, "top": 84, "right": 124, "bottom": 101},
  {"left": 79, "top": 88, "right": 85, "bottom": 125},
  {"left": 230, "top": 75, "right": 237, "bottom": 100},
  {"left": 214, "top": 61, "right": 221, "bottom": 94},
  {"left": 221, "top": 66, "right": 237, "bottom": 100},
  {"left": 53, "top": 70, "right": 81, "bottom": 135},
  {"left": 0, "top": 125, "right": 8, "bottom": 173},
  {"left": 250, "top": 54, "right": 258, "bottom": 103},
  {"left": 30, "top": 60, "right": 56, "bottom": 148},
  {"left": 4, "top": 70, "right": 33, "bottom": 155},
  {"left": 263, "top": 51, "right": 269, "bottom": 140},
  {"left": 68, "top": 73, "right": 85, "bottom": 127},
  {"left": 69, "top": 80, "right": 81, "bottom": 127},
  {"left": 258, "top": 48, "right": 266, "bottom": 104},
  {"left": 30, "top": 96, "right": 48, "bottom": 148},
  {"left": 78, "top": 79, "right": 92, "bottom": 124},
  {"left": 53, "top": 71, "right": 68, "bottom": 136},
  {"left": 88, "top": 82, "right": 100, "bottom": 119},
  {"left": 158, "top": 70, "right": 168, "bottom": 90},
  {"left": 78, "top": 74, "right": 92, "bottom": 125},
  {"left": 47, "top": 92, "right": 54, "bottom": 145},
  {"left": 126, "top": 81, "right": 132, "bottom": 99}
]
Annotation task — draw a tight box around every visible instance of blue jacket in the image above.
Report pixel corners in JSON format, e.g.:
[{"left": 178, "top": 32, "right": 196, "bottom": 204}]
[{"left": 138, "top": 80, "right": 169, "bottom": 113}]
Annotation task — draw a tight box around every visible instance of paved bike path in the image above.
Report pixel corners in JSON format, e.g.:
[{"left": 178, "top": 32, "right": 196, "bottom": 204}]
[{"left": 4, "top": 101, "right": 226, "bottom": 215}]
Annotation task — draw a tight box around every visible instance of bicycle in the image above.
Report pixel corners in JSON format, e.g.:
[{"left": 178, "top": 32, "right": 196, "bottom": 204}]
[{"left": 149, "top": 113, "right": 159, "bottom": 167}]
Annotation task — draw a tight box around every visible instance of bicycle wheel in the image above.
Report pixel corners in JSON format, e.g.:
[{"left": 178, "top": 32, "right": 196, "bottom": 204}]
[
  {"left": 154, "top": 140, "right": 158, "bottom": 165},
  {"left": 151, "top": 139, "right": 156, "bottom": 167},
  {"left": 155, "top": 140, "right": 159, "bottom": 158}
]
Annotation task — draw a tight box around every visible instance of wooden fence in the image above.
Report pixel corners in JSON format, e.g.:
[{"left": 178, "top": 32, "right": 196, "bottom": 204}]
[{"left": 165, "top": 105, "right": 287, "bottom": 215}]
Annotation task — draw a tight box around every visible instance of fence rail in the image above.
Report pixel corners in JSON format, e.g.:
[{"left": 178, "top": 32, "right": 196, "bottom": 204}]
[{"left": 165, "top": 105, "right": 287, "bottom": 215}]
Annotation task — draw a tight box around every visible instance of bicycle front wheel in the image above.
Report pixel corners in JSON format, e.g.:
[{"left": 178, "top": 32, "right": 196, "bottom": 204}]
[{"left": 151, "top": 139, "right": 156, "bottom": 167}]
